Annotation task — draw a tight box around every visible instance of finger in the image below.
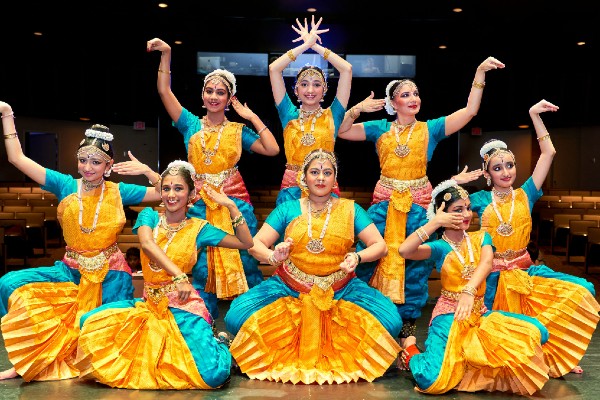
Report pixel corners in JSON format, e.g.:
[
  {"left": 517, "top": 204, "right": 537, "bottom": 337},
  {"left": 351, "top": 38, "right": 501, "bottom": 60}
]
[{"left": 127, "top": 151, "right": 139, "bottom": 161}]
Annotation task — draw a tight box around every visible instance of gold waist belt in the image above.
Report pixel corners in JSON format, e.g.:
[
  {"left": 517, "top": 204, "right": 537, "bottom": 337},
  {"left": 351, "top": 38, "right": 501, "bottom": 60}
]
[
  {"left": 144, "top": 282, "right": 177, "bottom": 304},
  {"left": 441, "top": 288, "right": 484, "bottom": 311},
  {"left": 285, "top": 163, "right": 301, "bottom": 172},
  {"left": 195, "top": 166, "right": 237, "bottom": 187},
  {"left": 65, "top": 243, "right": 119, "bottom": 273},
  {"left": 284, "top": 259, "right": 348, "bottom": 291},
  {"left": 494, "top": 248, "right": 527, "bottom": 261},
  {"left": 379, "top": 174, "right": 429, "bottom": 192}
]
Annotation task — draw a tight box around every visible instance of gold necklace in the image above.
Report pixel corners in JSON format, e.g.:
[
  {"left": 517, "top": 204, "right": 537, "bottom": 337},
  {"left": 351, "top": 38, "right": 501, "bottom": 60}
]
[
  {"left": 442, "top": 231, "right": 476, "bottom": 279},
  {"left": 77, "top": 180, "right": 105, "bottom": 234},
  {"left": 310, "top": 198, "right": 332, "bottom": 218},
  {"left": 306, "top": 197, "right": 333, "bottom": 254},
  {"left": 298, "top": 106, "right": 323, "bottom": 146},
  {"left": 491, "top": 187, "right": 515, "bottom": 236},
  {"left": 392, "top": 120, "right": 416, "bottom": 157},
  {"left": 148, "top": 214, "right": 188, "bottom": 271},
  {"left": 200, "top": 116, "right": 227, "bottom": 165},
  {"left": 492, "top": 187, "right": 511, "bottom": 201},
  {"left": 81, "top": 178, "right": 104, "bottom": 191}
]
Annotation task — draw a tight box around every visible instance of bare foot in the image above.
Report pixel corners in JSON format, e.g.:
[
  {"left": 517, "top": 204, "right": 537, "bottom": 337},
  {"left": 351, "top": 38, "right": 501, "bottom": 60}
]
[
  {"left": 571, "top": 365, "right": 583, "bottom": 374},
  {"left": 397, "top": 336, "right": 417, "bottom": 370},
  {"left": 0, "top": 367, "right": 18, "bottom": 380}
]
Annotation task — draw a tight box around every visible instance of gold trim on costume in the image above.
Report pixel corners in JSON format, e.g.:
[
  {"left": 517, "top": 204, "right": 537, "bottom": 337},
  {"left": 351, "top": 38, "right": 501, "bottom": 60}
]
[
  {"left": 494, "top": 248, "right": 527, "bottom": 261},
  {"left": 379, "top": 174, "right": 429, "bottom": 193},
  {"left": 195, "top": 166, "right": 237, "bottom": 188},
  {"left": 65, "top": 243, "right": 119, "bottom": 273},
  {"left": 284, "top": 259, "right": 347, "bottom": 291},
  {"left": 440, "top": 289, "right": 484, "bottom": 312},
  {"left": 145, "top": 282, "right": 178, "bottom": 304},
  {"left": 285, "top": 163, "right": 301, "bottom": 172}
]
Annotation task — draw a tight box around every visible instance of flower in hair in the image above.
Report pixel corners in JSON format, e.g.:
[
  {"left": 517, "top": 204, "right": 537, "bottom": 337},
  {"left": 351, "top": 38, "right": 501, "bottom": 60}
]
[
  {"left": 204, "top": 68, "right": 237, "bottom": 96},
  {"left": 165, "top": 160, "right": 196, "bottom": 177},
  {"left": 479, "top": 139, "right": 507, "bottom": 158},
  {"left": 426, "top": 179, "right": 459, "bottom": 221},
  {"left": 384, "top": 80, "right": 400, "bottom": 115},
  {"left": 85, "top": 129, "right": 114, "bottom": 142}
]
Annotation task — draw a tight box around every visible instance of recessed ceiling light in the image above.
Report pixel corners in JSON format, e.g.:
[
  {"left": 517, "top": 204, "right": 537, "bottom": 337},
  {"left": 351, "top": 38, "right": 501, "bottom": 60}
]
[
  {"left": 174, "top": 40, "right": 182, "bottom": 45},
  {"left": 453, "top": 8, "right": 462, "bottom": 12},
  {"left": 577, "top": 41, "right": 586, "bottom": 46},
  {"left": 33, "top": 32, "right": 42, "bottom": 36},
  {"left": 158, "top": 3, "right": 168, "bottom": 8},
  {"left": 438, "top": 45, "right": 447, "bottom": 49},
  {"left": 307, "top": 7, "right": 317, "bottom": 12},
  {"left": 79, "top": 117, "right": 91, "bottom": 121},
  {"left": 518, "top": 124, "right": 529, "bottom": 129}
]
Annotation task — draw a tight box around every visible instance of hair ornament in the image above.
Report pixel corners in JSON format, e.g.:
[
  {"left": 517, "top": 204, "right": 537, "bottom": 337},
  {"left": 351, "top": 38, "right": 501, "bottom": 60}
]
[
  {"left": 426, "top": 179, "right": 459, "bottom": 221},
  {"left": 165, "top": 160, "right": 196, "bottom": 177},
  {"left": 85, "top": 128, "right": 114, "bottom": 142},
  {"left": 204, "top": 68, "right": 237, "bottom": 96}
]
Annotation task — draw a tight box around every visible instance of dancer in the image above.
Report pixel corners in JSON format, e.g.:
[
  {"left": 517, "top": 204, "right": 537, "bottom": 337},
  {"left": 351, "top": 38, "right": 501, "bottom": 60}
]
[
  {"left": 224, "top": 149, "right": 402, "bottom": 384},
  {"left": 456, "top": 100, "right": 600, "bottom": 377},
  {"left": 398, "top": 180, "right": 550, "bottom": 395},
  {"left": 336, "top": 56, "right": 505, "bottom": 341},
  {"left": 146, "top": 37, "right": 280, "bottom": 317},
  {"left": 0, "top": 100, "right": 161, "bottom": 381},
  {"left": 76, "top": 161, "right": 252, "bottom": 389},
  {"left": 269, "top": 15, "right": 352, "bottom": 205}
]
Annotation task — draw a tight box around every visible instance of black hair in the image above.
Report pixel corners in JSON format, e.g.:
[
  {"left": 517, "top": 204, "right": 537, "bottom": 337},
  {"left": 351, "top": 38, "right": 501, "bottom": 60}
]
[
  {"left": 160, "top": 163, "right": 196, "bottom": 193},
  {"left": 388, "top": 79, "right": 417, "bottom": 98},
  {"left": 526, "top": 241, "right": 540, "bottom": 261},
  {"left": 77, "top": 124, "right": 114, "bottom": 159},
  {"left": 126, "top": 247, "right": 140, "bottom": 258}
]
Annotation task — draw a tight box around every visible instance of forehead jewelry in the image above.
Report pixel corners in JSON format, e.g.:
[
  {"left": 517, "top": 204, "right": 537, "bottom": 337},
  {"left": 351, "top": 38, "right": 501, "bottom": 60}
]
[
  {"left": 298, "top": 106, "right": 324, "bottom": 146},
  {"left": 392, "top": 120, "right": 417, "bottom": 158},
  {"left": 442, "top": 231, "right": 476, "bottom": 279},
  {"left": 77, "top": 145, "right": 111, "bottom": 163},
  {"left": 306, "top": 198, "right": 333, "bottom": 254},
  {"left": 491, "top": 187, "right": 515, "bottom": 236}
]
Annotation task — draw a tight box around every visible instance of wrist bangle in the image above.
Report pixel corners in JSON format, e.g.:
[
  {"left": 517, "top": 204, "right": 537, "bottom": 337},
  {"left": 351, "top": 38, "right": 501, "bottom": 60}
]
[
  {"left": 1, "top": 112, "right": 15, "bottom": 119},
  {"left": 268, "top": 251, "right": 283, "bottom": 266},
  {"left": 158, "top": 69, "right": 171, "bottom": 74},
  {"left": 3, "top": 132, "right": 18, "bottom": 139},
  {"left": 257, "top": 126, "right": 268, "bottom": 134},
  {"left": 461, "top": 285, "right": 477, "bottom": 296},
  {"left": 232, "top": 214, "right": 246, "bottom": 228},
  {"left": 149, "top": 174, "right": 161, "bottom": 186},
  {"left": 323, "top": 48, "right": 331, "bottom": 60},
  {"left": 172, "top": 273, "right": 189, "bottom": 284},
  {"left": 344, "top": 252, "right": 360, "bottom": 265},
  {"left": 537, "top": 133, "right": 551, "bottom": 142},
  {"left": 287, "top": 50, "right": 296, "bottom": 62},
  {"left": 348, "top": 107, "right": 358, "bottom": 120},
  {"left": 472, "top": 81, "right": 485, "bottom": 89},
  {"left": 415, "top": 226, "right": 430, "bottom": 242}
]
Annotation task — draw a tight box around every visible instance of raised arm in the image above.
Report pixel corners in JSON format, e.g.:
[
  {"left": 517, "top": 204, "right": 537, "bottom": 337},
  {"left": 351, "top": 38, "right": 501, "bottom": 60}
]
[
  {"left": 444, "top": 56, "right": 505, "bottom": 135},
  {"left": 112, "top": 151, "right": 163, "bottom": 202},
  {"left": 529, "top": 99, "right": 558, "bottom": 190},
  {"left": 146, "top": 38, "right": 183, "bottom": 124},
  {"left": 269, "top": 15, "right": 329, "bottom": 105},
  {"left": 229, "top": 97, "right": 280, "bottom": 156},
  {"left": 338, "top": 91, "right": 386, "bottom": 141},
  {"left": 1, "top": 101, "right": 47, "bottom": 185},
  {"left": 204, "top": 185, "right": 253, "bottom": 250}
]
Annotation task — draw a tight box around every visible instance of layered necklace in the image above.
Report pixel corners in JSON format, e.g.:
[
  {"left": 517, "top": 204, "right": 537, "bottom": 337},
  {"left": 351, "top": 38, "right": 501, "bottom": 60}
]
[
  {"left": 442, "top": 231, "right": 476, "bottom": 279},
  {"left": 492, "top": 187, "right": 511, "bottom": 201},
  {"left": 305, "top": 197, "right": 333, "bottom": 254},
  {"left": 148, "top": 214, "right": 188, "bottom": 271},
  {"left": 77, "top": 179, "right": 105, "bottom": 234},
  {"left": 82, "top": 178, "right": 104, "bottom": 191},
  {"left": 491, "top": 187, "right": 515, "bottom": 236},
  {"left": 200, "top": 116, "right": 227, "bottom": 165},
  {"left": 298, "top": 106, "right": 323, "bottom": 146},
  {"left": 392, "top": 119, "right": 416, "bottom": 158}
]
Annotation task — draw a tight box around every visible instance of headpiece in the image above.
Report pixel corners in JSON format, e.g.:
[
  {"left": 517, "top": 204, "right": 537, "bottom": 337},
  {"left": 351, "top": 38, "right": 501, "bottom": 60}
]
[
  {"left": 77, "top": 125, "right": 113, "bottom": 162},
  {"left": 384, "top": 79, "right": 416, "bottom": 115},
  {"left": 203, "top": 68, "right": 236, "bottom": 97},
  {"left": 426, "top": 179, "right": 469, "bottom": 221},
  {"left": 295, "top": 65, "right": 328, "bottom": 95},
  {"left": 164, "top": 160, "right": 196, "bottom": 177},
  {"left": 297, "top": 148, "right": 338, "bottom": 191},
  {"left": 479, "top": 139, "right": 515, "bottom": 171}
]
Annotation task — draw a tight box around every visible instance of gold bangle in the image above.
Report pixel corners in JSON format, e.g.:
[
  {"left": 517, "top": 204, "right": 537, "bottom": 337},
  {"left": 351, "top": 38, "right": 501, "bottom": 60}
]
[
  {"left": 348, "top": 107, "right": 358, "bottom": 120},
  {"left": 415, "top": 227, "right": 430, "bottom": 242},
  {"left": 287, "top": 50, "right": 296, "bottom": 62},
  {"left": 323, "top": 48, "right": 331, "bottom": 60},
  {"left": 1, "top": 111, "right": 15, "bottom": 119},
  {"left": 537, "top": 133, "right": 551, "bottom": 142},
  {"left": 268, "top": 251, "right": 283, "bottom": 266},
  {"left": 149, "top": 174, "right": 161, "bottom": 186},
  {"left": 158, "top": 69, "right": 171, "bottom": 74},
  {"left": 472, "top": 81, "right": 485, "bottom": 89},
  {"left": 172, "top": 273, "right": 189, "bottom": 284},
  {"left": 461, "top": 285, "right": 477, "bottom": 296},
  {"left": 3, "top": 132, "right": 18, "bottom": 139}
]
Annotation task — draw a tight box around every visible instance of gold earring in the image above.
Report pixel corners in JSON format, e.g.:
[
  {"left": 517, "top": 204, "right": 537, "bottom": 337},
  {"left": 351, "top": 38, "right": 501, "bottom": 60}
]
[{"left": 486, "top": 176, "right": 491, "bottom": 186}]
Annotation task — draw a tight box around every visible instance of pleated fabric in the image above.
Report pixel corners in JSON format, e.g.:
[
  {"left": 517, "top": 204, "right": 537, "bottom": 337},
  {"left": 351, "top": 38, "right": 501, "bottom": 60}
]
[
  {"left": 492, "top": 268, "right": 600, "bottom": 377},
  {"left": 229, "top": 296, "right": 400, "bottom": 384}
]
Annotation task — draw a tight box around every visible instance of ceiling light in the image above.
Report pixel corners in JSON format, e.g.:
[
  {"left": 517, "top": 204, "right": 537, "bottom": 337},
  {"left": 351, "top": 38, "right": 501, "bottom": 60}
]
[
  {"left": 453, "top": 8, "right": 462, "bottom": 12},
  {"left": 438, "top": 45, "right": 447, "bottom": 49},
  {"left": 174, "top": 40, "right": 182, "bottom": 45},
  {"left": 577, "top": 41, "right": 586, "bottom": 46},
  {"left": 518, "top": 124, "right": 529, "bottom": 129},
  {"left": 158, "top": 3, "right": 168, "bottom": 8},
  {"left": 307, "top": 8, "right": 317, "bottom": 12},
  {"left": 33, "top": 32, "right": 42, "bottom": 36}
]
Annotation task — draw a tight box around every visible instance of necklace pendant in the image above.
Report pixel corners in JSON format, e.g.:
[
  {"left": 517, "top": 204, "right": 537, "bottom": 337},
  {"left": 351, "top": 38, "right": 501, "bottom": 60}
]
[
  {"left": 306, "top": 239, "right": 325, "bottom": 254},
  {"left": 300, "top": 133, "right": 316, "bottom": 146},
  {"left": 204, "top": 157, "right": 212, "bottom": 165},
  {"left": 79, "top": 226, "right": 95, "bottom": 234},
  {"left": 394, "top": 144, "right": 410, "bottom": 157},
  {"left": 496, "top": 222, "right": 514, "bottom": 236}
]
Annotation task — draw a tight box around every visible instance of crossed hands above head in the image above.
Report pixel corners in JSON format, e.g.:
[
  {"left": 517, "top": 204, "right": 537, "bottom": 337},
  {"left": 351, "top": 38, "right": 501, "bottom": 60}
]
[{"left": 292, "top": 15, "right": 329, "bottom": 47}]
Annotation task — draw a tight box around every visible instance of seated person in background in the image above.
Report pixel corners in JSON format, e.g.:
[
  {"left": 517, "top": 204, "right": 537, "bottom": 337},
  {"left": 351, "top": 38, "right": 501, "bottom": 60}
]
[{"left": 126, "top": 246, "right": 141, "bottom": 273}]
